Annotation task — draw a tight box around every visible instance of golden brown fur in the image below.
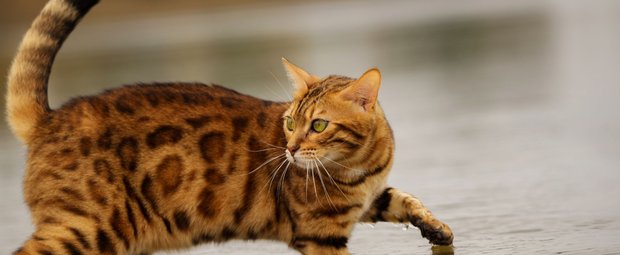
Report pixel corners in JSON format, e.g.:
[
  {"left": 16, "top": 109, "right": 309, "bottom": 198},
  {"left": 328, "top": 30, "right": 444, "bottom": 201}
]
[{"left": 7, "top": 1, "right": 453, "bottom": 254}]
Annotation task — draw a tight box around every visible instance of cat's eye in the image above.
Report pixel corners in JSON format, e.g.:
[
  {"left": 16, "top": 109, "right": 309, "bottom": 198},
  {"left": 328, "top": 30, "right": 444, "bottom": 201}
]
[
  {"left": 311, "top": 119, "right": 329, "bottom": 133},
  {"left": 285, "top": 116, "right": 295, "bottom": 131}
]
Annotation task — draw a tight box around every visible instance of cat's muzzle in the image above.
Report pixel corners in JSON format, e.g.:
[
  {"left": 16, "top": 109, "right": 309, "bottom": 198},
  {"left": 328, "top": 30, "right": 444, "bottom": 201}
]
[{"left": 285, "top": 149, "right": 296, "bottom": 163}]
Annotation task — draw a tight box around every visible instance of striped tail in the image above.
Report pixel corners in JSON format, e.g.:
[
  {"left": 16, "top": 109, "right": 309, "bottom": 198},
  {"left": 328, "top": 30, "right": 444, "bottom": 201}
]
[{"left": 6, "top": 0, "right": 98, "bottom": 143}]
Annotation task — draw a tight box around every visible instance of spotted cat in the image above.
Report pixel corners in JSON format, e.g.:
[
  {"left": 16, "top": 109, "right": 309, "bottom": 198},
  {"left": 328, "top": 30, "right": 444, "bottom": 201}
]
[{"left": 7, "top": 0, "right": 453, "bottom": 254}]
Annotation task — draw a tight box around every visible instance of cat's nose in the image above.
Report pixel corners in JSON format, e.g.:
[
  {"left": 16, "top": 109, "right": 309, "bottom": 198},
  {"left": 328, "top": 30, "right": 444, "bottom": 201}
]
[{"left": 287, "top": 144, "right": 300, "bottom": 154}]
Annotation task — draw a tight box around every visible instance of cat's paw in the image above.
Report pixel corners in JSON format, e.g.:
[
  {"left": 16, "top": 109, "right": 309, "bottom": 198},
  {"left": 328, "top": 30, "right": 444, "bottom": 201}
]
[{"left": 417, "top": 220, "right": 453, "bottom": 246}]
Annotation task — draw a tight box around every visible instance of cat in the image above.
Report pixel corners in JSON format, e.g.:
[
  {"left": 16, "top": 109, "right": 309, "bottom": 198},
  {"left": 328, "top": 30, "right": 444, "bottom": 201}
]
[{"left": 6, "top": 0, "right": 453, "bottom": 254}]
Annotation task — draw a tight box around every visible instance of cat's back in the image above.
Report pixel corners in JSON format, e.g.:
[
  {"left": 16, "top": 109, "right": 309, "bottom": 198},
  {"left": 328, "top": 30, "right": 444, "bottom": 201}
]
[
  {"left": 24, "top": 82, "right": 288, "bottom": 213},
  {"left": 31, "top": 82, "right": 285, "bottom": 146}
]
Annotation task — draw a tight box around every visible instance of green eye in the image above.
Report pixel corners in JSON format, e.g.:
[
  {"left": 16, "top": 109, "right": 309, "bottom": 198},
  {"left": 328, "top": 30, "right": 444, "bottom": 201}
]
[
  {"left": 285, "top": 117, "right": 295, "bottom": 131},
  {"left": 312, "top": 119, "right": 329, "bottom": 132}
]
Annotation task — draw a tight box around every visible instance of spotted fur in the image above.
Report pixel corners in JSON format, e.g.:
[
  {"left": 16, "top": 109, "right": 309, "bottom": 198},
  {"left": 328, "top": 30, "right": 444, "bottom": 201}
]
[{"left": 8, "top": 1, "right": 453, "bottom": 255}]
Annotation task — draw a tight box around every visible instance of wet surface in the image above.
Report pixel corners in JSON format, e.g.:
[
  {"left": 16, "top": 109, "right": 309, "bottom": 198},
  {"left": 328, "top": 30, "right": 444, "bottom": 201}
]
[{"left": 1, "top": 1, "right": 620, "bottom": 254}]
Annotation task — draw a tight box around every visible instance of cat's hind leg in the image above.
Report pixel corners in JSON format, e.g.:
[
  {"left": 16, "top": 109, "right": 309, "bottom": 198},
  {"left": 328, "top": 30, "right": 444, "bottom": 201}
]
[{"left": 360, "top": 187, "right": 453, "bottom": 245}]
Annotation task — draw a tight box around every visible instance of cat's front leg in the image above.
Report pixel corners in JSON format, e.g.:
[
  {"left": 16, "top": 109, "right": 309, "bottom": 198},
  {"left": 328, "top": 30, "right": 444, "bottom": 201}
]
[
  {"left": 361, "top": 187, "right": 453, "bottom": 245},
  {"left": 291, "top": 236, "right": 350, "bottom": 255},
  {"left": 290, "top": 218, "right": 353, "bottom": 255}
]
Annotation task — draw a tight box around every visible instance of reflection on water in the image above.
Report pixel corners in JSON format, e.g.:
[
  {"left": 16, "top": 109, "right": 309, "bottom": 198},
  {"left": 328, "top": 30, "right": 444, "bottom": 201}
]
[
  {"left": 1, "top": 1, "right": 620, "bottom": 254},
  {"left": 432, "top": 246, "right": 455, "bottom": 255}
]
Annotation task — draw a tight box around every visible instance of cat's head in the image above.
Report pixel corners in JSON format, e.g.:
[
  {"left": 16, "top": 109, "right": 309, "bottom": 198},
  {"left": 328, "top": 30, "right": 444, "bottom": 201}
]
[{"left": 281, "top": 58, "right": 391, "bottom": 171}]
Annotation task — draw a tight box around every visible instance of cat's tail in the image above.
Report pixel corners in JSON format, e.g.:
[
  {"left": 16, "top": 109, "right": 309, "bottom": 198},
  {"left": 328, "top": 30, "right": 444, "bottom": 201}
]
[{"left": 6, "top": 0, "right": 98, "bottom": 143}]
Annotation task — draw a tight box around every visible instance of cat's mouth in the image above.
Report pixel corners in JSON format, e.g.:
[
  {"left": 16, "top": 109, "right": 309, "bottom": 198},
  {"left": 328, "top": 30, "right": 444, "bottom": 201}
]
[
  {"left": 285, "top": 149, "right": 309, "bottom": 168},
  {"left": 285, "top": 149, "right": 296, "bottom": 164},
  {"left": 284, "top": 149, "right": 340, "bottom": 171},
  {"left": 285, "top": 149, "right": 320, "bottom": 169}
]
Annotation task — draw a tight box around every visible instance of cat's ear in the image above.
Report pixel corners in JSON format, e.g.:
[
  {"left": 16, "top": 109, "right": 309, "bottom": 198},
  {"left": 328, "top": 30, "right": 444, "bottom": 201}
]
[
  {"left": 340, "top": 68, "right": 381, "bottom": 111},
  {"left": 282, "top": 58, "right": 319, "bottom": 99}
]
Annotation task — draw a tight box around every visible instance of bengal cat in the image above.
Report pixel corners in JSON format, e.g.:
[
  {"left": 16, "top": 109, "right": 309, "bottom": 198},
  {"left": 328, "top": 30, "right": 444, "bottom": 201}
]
[{"left": 7, "top": 0, "right": 453, "bottom": 254}]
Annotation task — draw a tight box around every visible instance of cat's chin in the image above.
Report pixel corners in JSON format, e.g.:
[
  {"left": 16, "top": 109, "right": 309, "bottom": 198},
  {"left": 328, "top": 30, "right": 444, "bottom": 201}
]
[
  {"left": 285, "top": 154, "right": 344, "bottom": 171},
  {"left": 285, "top": 155, "right": 326, "bottom": 170},
  {"left": 287, "top": 157, "right": 314, "bottom": 169}
]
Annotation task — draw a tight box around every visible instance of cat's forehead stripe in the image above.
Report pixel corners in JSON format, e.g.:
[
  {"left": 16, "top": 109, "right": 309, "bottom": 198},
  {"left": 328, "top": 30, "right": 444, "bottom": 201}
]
[{"left": 293, "top": 75, "right": 353, "bottom": 117}]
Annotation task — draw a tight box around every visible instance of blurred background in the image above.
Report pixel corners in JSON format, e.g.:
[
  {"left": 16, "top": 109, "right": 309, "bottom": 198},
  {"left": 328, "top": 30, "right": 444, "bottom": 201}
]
[{"left": 1, "top": 0, "right": 619, "bottom": 254}]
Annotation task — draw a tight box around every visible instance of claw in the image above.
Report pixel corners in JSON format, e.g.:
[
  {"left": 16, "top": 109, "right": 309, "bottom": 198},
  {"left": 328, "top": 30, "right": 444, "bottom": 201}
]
[{"left": 420, "top": 223, "right": 453, "bottom": 245}]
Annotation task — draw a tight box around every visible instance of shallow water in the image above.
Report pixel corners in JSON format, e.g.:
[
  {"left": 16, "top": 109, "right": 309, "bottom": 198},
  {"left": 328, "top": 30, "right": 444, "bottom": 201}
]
[{"left": 1, "top": 0, "right": 620, "bottom": 254}]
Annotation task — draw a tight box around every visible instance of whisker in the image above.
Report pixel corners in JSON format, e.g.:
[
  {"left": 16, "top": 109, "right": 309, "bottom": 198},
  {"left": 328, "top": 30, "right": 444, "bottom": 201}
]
[
  {"left": 243, "top": 147, "right": 281, "bottom": 153},
  {"left": 265, "top": 82, "right": 290, "bottom": 102},
  {"left": 259, "top": 158, "right": 288, "bottom": 195},
  {"left": 269, "top": 70, "right": 293, "bottom": 100},
  {"left": 310, "top": 161, "right": 319, "bottom": 204},
  {"left": 268, "top": 70, "right": 293, "bottom": 101},
  {"left": 315, "top": 156, "right": 351, "bottom": 202},
  {"left": 267, "top": 161, "right": 284, "bottom": 199},
  {"left": 322, "top": 156, "right": 357, "bottom": 171},
  {"left": 277, "top": 161, "right": 291, "bottom": 201},
  {"left": 314, "top": 159, "right": 336, "bottom": 209},
  {"left": 305, "top": 163, "right": 310, "bottom": 203},
  {"left": 242, "top": 154, "right": 286, "bottom": 176},
  {"left": 259, "top": 140, "right": 287, "bottom": 150},
  {"left": 343, "top": 156, "right": 355, "bottom": 171},
  {"left": 321, "top": 133, "right": 360, "bottom": 170}
]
